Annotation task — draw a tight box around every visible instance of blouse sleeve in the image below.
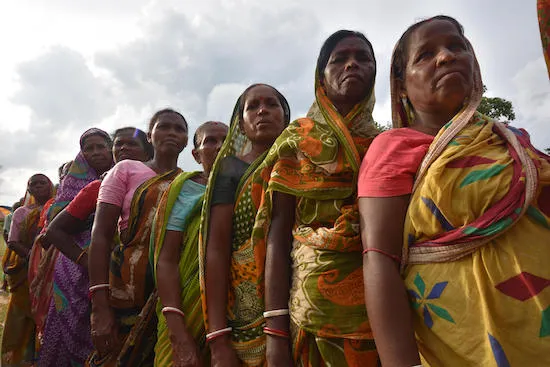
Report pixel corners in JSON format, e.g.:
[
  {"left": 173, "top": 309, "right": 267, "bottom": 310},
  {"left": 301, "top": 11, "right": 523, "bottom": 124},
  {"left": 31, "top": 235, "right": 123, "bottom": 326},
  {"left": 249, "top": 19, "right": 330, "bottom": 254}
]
[
  {"left": 358, "top": 130, "right": 431, "bottom": 198},
  {"left": 65, "top": 180, "right": 101, "bottom": 220},
  {"left": 7, "top": 208, "right": 26, "bottom": 242},
  {"left": 98, "top": 161, "right": 129, "bottom": 207},
  {"left": 211, "top": 157, "right": 248, "bottom": 205}
]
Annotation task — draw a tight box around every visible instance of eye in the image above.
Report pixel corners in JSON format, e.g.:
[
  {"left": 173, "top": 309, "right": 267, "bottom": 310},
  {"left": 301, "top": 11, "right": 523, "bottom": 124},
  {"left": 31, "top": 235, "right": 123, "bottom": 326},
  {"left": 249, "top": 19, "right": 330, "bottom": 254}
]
[
  {"left": 246, "top": 100, "right": 259, "bottom": 110},
  {"left": 449, "top": 41, "right": 466, "bottom": 51},
  {"left": 415, "top": 50, "right": 432, "bottom": 63}
]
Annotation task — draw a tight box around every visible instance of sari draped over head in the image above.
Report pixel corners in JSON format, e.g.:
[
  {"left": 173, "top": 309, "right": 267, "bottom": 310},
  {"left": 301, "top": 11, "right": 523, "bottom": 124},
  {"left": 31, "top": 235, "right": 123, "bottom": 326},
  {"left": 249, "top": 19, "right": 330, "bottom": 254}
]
[
  {"left": 2, "top": 176, "right": 54, "bottom": 367},
  {"left": 87, "top": 168, "right": 181, "bottom": 367},
  {"left": 249, "top": 75, "right": 380, "bottom": 365},
  {"left": 39, "top": 128, "right": 112, "bottom": 366},
  {"left": 199, "top": 93, "right": 278, "bottom": 366},
  {"left": 390, "top": 39, "right": 550, "bottom": 366},
  {"left": 150, "top": 171, "right": 207, "bottom": 366},
  {"left": 539, "top": 0, "right": 550, "bottom": 78}
]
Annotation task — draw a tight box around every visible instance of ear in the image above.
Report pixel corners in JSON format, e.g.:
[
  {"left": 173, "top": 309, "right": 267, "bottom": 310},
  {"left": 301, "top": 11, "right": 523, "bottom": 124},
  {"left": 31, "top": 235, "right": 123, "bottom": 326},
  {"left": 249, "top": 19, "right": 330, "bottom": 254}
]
[
  {"left": 192, "top": 148, "right": 201, "bottom": 164},
  {"left": 147, "top": 131, "right": 152, "bottom": 143}
]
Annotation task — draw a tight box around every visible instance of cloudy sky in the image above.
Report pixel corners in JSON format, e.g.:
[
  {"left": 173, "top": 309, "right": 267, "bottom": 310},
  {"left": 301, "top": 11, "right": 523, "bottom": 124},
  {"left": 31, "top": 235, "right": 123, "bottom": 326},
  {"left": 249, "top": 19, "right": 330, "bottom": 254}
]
[{"left": 0, "top": 0, "right": 548, "bottom": 205}]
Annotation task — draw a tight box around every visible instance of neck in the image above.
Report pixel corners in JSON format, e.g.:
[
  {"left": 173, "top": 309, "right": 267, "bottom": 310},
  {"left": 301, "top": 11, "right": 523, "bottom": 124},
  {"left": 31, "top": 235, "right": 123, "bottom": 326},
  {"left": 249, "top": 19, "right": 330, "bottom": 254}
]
[
  {"left": 150, "top": 152, "right": 179, "bottom": 174},
  {"left": 35, "top": 196, "right": 50, "bottom": 206},
  {"left": 241, "top": 142, "right": 270, "bottom": 164},
  {"left": 412, "top": 108, "right": 460, "bottom": 136}
]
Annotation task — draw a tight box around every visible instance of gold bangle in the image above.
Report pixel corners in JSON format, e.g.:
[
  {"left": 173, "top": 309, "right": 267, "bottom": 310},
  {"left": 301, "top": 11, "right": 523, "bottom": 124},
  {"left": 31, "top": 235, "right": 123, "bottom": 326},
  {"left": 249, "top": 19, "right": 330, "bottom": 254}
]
[{"left": 76, "top": 249, "right": 87, "bottom": 266}]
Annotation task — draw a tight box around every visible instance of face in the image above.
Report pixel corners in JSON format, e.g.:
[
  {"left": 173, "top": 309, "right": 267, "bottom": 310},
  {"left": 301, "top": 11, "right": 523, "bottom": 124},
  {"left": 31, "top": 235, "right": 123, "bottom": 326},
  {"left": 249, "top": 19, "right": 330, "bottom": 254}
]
[
  {"left": 149, "top": 112, "right": 188, "bottom": 156},
  {"left": 82, "top": 135, "right": 113, "bottom": 174},
  {"left": 240, "top": 85, "right": 286, "bottom": 146},
  {"left": 402, "top": 19, "right": 474, "bottom": 117},
  {"left": 113, "top": 132, "right": 149, "bottom": 163},
  {"left": 28, "top": 175, "right": 51, "bottom": 200},
  {"left": 192, "top": 123, "right": 228, "bottom": 175},
  {"left": 323, "top": 37, "right": 375, "bottom": 108}
]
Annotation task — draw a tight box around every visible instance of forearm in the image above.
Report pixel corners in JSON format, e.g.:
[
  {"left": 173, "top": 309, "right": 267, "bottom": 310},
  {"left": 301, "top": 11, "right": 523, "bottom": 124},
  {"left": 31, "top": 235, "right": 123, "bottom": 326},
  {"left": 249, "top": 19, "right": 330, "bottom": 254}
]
[
  {"left": 365, "top": 258, "right": 420, "bottom": 366},
  {"left": 8, "top": 241, "right": 31, "bottom": 258},
  {"left": 264, "top": 235, "right": 292, "bottom": 332},
  {"left": 46, "top": 229, "right": 87, "bottom": 266},
  {"left": 205, "top": 243, "right": 231, "bottom": 332}
]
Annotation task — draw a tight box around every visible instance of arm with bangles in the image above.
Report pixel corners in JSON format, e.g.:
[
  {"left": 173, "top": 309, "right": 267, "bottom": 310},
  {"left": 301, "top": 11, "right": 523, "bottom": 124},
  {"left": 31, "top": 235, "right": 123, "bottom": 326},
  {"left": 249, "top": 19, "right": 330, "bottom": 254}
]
[
  {"left": 359, "top": 196, "right": 421, "bottom": 367},
  {"left": 157, "top": 230, "right": 201, "bottom": 366},
  {"left": 204, "top": 203, "right": 239, "bottom": 367},
  {"left": 88, "top": 202, "right": 122, "bottom": 356},
  {"left": 43, "top": 211, "right": 89, "bottom": 269},
  {"left": 264, "top": 191, "right": 296, "bottom": 367}
]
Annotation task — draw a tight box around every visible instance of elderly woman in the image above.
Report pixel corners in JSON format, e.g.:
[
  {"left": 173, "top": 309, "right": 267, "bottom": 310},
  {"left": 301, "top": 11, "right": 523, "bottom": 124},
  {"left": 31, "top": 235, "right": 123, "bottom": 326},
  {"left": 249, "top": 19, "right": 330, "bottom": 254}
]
[
  {"left": 255, "top": 30, "right": 381, "bottom": 366},
  {"left": 358, "top": 15, "right": 550, "bottom": 366}
]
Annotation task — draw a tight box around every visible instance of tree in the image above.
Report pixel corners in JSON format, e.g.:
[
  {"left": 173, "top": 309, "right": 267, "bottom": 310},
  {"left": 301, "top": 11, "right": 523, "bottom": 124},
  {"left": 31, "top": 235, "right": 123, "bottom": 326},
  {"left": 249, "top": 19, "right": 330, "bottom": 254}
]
[
  {"left": 477, "top": 85, "right": 516, "bottom": 122},
  {"left": 545, "top": 148, "right": 550, "bottom": 155}
]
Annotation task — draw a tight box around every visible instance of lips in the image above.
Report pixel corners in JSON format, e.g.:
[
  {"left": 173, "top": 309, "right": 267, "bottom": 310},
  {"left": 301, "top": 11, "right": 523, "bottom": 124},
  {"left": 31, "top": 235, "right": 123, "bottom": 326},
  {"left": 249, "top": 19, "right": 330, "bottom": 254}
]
[
  {"left": 342, "top": 73, "right": 363, "bottom": 82},
  {"left": 435, "top": 69, "right": 464, "bottom": 84}
]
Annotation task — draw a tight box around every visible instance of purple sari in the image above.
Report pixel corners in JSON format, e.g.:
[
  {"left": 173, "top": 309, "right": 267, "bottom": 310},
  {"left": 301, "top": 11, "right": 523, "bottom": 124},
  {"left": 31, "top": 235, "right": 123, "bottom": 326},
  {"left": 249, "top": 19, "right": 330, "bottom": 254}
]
[{"left": 39, "top": 129, "right": 111, "bottom": 366}]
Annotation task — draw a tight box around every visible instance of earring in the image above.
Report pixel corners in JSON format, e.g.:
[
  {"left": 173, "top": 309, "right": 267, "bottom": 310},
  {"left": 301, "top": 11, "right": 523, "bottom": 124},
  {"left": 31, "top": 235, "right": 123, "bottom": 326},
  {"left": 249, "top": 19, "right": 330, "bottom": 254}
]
[{"left": 401, "top": 95, "right": 415, "bottom": 124}]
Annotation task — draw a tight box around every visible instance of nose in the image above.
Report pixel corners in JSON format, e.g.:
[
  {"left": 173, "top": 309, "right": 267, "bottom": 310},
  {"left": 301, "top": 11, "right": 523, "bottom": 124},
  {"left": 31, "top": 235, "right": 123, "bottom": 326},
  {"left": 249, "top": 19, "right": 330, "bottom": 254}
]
[
  {"left": 436, "top": 47, "right": 456, "bottom": 66},
  {"left": 344, "top": 56, "right": 359, "bottom": 70}
]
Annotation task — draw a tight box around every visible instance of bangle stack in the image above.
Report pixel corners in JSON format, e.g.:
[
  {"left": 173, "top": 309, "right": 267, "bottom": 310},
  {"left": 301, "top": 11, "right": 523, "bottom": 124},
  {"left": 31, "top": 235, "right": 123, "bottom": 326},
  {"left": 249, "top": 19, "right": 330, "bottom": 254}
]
[
  {"left": 263, "top": 309, "right": 289, "bottom": 318},
  {"left": 88, "top": 283, "right": 109, "bottom": 300},
  {"left": 206, "top": 327, "right": 232, "bottom": 343},
  {"left": 161, "top": 306, "right": 185, "bottom": 319},
  {"left": 263, "top": 327, "right": 290, "bottom": 339}
]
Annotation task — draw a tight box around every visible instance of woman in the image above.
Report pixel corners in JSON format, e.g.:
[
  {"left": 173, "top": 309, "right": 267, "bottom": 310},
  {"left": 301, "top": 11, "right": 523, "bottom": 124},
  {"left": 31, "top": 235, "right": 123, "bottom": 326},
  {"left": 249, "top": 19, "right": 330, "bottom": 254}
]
[
  {"left": 200, "top": 84, "right": 290, "bottom": 366},
  {"left": 37, "top": 128, "right": 114, "bottom": 366},
  {"left": 2, "top": 174, "right": 54, "bottom": 366},
  {"left": 358, "top": 16, "right": 550, "bottom": 366},
  {"left": 253, "top": 30, "right": 380, "bottom": 366},
  {"left": 38, "top": 128, "right": 151, "bottom": 366},
  {"left": 151, "top": 120, "right": 228, "bottom": 367},
  {"left": 89, "top": 109, "right": 188, "bottom": 366}
]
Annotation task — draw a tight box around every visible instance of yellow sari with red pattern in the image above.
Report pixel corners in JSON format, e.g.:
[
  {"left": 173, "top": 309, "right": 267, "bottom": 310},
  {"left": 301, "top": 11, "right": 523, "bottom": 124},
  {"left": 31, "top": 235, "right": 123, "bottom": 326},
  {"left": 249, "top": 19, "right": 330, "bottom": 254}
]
[{"left": 250, "top": 78, "right": 380, "bottom": 366}]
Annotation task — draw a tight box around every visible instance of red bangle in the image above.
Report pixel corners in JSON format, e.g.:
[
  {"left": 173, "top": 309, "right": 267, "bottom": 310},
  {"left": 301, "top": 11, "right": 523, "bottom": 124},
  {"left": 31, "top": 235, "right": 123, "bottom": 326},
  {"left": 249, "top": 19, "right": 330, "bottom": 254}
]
[
  {"left": 362, "top": 248, "right": 401, "bottom": 264},
  {"left": 263, "top": 327, "right": 290, "bottom": 339}
]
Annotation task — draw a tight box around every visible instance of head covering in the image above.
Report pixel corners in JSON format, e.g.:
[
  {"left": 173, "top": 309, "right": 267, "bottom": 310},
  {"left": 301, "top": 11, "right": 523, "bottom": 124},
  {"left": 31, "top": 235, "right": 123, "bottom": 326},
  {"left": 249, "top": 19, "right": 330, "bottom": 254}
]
[{"left": 79, "top": 127, "right": 111, "bottom": 150}]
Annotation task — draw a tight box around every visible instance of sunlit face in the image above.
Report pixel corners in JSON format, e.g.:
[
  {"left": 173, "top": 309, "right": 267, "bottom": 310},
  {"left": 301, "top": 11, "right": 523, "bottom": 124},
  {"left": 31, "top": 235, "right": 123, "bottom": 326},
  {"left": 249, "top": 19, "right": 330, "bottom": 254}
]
[
  {"left": 192, "top": 123, "right": 228, "bottom": 176},
  {"left": 149, "top": 112, "right": 188, "bottom": 156},
  {"left": 113, "top": 132, "right": 149, "bottom": 163},
  {"left": 240, "top": 85, "right": 286, "bottom": 146},
  {"left": 82, "top": 135, "right": 113, "bottom": 175},
  {"left": 402, "top": 19, "right": 474, "bottom": 117},
  {"left": 322, "top": 37, "right": 375, "bottom": 109}
]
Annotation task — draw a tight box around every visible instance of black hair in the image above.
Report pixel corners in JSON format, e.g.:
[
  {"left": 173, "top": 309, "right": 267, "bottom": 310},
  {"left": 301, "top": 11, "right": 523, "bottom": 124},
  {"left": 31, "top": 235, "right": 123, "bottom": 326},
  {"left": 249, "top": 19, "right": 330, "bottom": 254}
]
[
  {"left": 113, "top": 127, "right": 154, "bottom": 159},
  {"left": 316, "top": 30, "right": 375, "bottom": 82},
  {"left": 392, "top": 15, "right": 465, "bottom": 83},
  {"left": 193, "top": 121, "right": 228, "bottom": 149},
  {"left": 237, "top": 83, "right": 291, "bottom": 127},
  {"left": 148, "top": 108, "right": 188, "bottom": 134}
]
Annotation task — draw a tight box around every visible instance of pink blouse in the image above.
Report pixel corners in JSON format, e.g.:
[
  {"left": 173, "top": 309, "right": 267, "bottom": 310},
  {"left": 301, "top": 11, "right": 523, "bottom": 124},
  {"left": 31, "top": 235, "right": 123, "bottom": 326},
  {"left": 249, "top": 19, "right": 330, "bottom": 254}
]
[{"left": 97, "top": 160, "right": 156, "bottom": 230}]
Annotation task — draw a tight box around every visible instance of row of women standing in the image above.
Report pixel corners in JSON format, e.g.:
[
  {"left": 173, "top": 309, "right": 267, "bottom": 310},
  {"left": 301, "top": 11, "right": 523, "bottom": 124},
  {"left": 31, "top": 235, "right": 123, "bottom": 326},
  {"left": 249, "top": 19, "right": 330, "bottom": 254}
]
[{"left": 3, "top": 12, "right": 549, "bottom": 367}]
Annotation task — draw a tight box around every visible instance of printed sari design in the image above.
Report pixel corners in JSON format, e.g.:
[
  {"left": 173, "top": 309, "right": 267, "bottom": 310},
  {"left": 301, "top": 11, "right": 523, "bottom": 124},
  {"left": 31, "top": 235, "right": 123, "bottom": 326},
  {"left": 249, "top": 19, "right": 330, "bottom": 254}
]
[
  {"left": 199, "top": 99, "right": 273, "bottom": 366},
  {"left": 150, "top": 171, "right": 207, "bottom": 366},
  {"left": 2, "top": 206, "right": 42, "bottom": 367},
  {"left": 87, "top": 168, "right": 180, "bottom": 367},
  {"left": 249, "top": 76, "right": 380, "bottom": 366},
  {"left": 539, "top": 0, "right": 550, "bottom": 78},
  {"left": 38, "top": 150, "right": 106, "bottom": 366},
  {"left": 391, "top": 45, "right": 550, "bottom": 365}
]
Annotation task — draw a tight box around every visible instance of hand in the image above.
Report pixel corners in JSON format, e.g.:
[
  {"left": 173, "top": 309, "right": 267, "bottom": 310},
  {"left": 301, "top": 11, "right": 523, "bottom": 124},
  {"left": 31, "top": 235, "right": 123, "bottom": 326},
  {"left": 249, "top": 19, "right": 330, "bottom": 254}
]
[
  {"left": 166, "top": 316, "right": 201, "bottom": 367},
  {"left": 266, "top": 336, "right": 293, "bottom": 367},
  {"left": 90, "top": 303, "right": 119, "bottom": 358},
  {"left": 209, "top": 335, "right": 240, "bottom": 367}
]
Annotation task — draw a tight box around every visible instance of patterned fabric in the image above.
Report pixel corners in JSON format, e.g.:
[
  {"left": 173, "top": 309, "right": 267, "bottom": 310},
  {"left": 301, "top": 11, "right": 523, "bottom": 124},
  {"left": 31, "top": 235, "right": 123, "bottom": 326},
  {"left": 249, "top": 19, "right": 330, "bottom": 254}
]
[
  {"left": 87, "top": 168, "right": 181, "bottom": 367},
  {"left": 539, "top": 0, "right": 550, "bottom": 78},
  {"left": 39, "top": 146, "right": 110, "bottom": 366},
  {"left": 199, "top": 95, "right": 277, "bottom": 366},
  {"left": 150, "top": 171, "right": 207, "bottom": 366},
  {"left": 385, "top": 36, "right": 550, "bottom": 365},
  {"left": 1, "top": 206, "right": 42, "bottom": 367},
  {"left": 249, "top": 75, "right": 379, "bottom": 365}
]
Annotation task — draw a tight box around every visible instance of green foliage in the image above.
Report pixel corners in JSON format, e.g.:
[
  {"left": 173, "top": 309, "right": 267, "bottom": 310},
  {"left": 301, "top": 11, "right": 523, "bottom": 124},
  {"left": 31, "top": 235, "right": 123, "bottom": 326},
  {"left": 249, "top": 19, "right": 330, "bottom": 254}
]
[
  {"left": 545, "top": 148, "right": 550, "bottom": 155},
  {"left": 478, "top": 85, "right": 516, "bottom": 122},
  {"left": 374, "top": 121, "right": 391, "bottom": 132}
]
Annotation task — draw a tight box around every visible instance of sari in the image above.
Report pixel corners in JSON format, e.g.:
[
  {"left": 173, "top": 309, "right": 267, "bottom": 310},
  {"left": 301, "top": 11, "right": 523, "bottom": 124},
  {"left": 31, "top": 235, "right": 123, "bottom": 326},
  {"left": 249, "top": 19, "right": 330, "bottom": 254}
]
[
  {"left": 199, "top": 97, "right": 280, "bottom": 366},
  {"left": 2, "top": 205, "right": 42, "bottom": 366},
  {"left": 150, "top": 171, "right": 207, "bottom": 366},
  {"left": 39, "top": 133, "right": 111, "bottom": 366},
  {"left": 249, "top": 76, "right": 380, "bottom": 366},
  {"left": 87, "top": 168, "right": 181, "bottom": 367},
  {"left": 390, "top": 45, "right": 550, "bottom": 366},
  {"left": 539, "top": 0, "right": 550, "bottom": 77}
]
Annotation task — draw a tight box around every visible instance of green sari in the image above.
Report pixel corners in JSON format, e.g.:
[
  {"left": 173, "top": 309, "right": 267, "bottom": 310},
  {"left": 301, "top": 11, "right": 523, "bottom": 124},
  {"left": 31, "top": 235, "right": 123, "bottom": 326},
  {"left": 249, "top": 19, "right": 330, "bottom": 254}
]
[{"left": 150, "top": 171, "right": 207, "bottom": 366}]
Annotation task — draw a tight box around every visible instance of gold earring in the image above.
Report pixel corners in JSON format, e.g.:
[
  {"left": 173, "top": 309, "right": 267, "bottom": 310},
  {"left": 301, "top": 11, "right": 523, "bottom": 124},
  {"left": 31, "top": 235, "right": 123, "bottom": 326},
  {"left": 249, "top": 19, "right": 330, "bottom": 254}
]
[{"left": 401, "top": 95, "right": 415, "bottom": 124}]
